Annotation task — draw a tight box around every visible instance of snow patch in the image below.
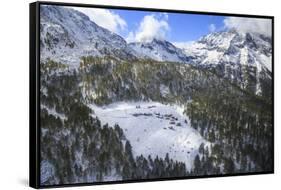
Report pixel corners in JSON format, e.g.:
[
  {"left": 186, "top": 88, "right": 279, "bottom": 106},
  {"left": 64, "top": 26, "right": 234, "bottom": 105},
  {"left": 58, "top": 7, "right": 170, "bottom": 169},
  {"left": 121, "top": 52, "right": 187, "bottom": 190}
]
[
  {"left": 240, "top": 47, "right": 248, "bottom": 65},
  {"left": 41, "top": 104, "right": 67, "bottom": 121},
  {"left": 160, "top": 84, "right": 170, "bottom": 97},
  {"left": 89, "top": 101, "right": 210, "bottom": 171},
  {"left": 41, "top": 160, "right": 55, "bottom": 184}
]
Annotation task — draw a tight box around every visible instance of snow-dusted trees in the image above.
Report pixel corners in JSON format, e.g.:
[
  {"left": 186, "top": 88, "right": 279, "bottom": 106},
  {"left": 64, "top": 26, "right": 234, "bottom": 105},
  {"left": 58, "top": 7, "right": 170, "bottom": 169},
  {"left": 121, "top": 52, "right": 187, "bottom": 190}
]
[
  {"left": 40, "top": 56, "right": 272, "bottom": 185},
  {"left": 185, "top": 76, "right": 273, "bottom": 174},
  {"left": 40, "top": 65, "right": 189, "bottom": 185}
]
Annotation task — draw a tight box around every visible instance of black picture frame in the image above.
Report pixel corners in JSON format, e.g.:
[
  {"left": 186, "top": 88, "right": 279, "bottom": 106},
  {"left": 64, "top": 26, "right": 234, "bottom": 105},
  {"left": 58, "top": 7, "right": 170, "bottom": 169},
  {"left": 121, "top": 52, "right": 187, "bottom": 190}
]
[{"left": 30, "top": 1, "right": 274, "bottom": 189}]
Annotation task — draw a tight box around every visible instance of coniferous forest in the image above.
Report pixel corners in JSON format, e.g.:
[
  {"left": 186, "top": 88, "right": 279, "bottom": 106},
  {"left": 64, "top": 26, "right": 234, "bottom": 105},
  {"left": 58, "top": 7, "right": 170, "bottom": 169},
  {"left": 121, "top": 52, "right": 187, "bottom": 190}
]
[
  {"left": 40, "top": 56, "right": 273, "bottom": 185},
  {"left": 39, "top": 5, "right": 273, "bottom": 186}
]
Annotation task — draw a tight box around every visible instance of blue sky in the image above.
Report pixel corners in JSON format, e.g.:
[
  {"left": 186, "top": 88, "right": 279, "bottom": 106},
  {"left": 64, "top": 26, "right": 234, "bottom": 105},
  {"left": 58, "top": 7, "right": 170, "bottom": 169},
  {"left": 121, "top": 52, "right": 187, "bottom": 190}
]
[
  {"left": 113, "top": 9, "right": 225, "bottom": 42},
  {"left": 73, "top": 6, "right": 272, "bottom": 43}
]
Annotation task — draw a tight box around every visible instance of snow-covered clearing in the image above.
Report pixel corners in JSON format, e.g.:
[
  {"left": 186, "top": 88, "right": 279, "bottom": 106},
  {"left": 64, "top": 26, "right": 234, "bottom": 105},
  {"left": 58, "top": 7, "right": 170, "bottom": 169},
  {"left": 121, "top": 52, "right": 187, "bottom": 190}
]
[
  {"left": 41, "top": 104, "right": 67, "bottom": 121},
  {"left": 89, "top": 101, "right": 210, "bottom": 171}
]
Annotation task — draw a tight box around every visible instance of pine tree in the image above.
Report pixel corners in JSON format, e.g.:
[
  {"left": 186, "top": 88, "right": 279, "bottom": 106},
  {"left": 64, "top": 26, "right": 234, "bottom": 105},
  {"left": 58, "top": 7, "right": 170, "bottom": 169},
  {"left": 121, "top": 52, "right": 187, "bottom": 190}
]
[
  {"left": 193, "top": 154, "right": 201, "bottom": 174},
  {"left": 199, "top": 143, "right": 205, "bottom": 155},
  {"left": 224, "top": 158, "right": 235, "bottom": 173}
]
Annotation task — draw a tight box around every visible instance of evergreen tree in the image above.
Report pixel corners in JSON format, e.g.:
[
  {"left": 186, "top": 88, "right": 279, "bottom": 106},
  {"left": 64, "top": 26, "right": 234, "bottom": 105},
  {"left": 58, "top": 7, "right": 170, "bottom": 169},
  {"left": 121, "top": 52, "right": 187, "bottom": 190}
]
[{"left": 193, "top": 154, "right": 201, "bottom": 174}]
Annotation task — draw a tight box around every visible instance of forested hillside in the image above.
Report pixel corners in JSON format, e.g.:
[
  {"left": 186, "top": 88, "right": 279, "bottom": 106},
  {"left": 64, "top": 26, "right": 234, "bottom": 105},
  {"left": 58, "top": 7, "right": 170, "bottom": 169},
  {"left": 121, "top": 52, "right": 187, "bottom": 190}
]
[{"left": 40, "top": 56, "right": 272, "bottom": 185}]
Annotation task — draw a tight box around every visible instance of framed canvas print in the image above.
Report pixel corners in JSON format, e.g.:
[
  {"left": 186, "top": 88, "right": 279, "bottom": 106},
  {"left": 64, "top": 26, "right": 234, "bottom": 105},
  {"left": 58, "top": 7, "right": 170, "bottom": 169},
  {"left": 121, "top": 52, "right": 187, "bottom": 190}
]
[{"left": 29, "top": 1, "right": 274, "bottom": 188}]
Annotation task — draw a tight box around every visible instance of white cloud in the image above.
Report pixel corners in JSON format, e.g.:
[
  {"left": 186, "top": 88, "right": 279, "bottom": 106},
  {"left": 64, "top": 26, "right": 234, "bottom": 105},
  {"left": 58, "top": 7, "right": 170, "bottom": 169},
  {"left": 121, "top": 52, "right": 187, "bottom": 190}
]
[
  {"left": 126, "top": 14, "right": 170, "bottom": 43},
  {"left": 73, "top": 7, "right": 127, "bottom": 34},
  {"left": 224, "top": 17, "right": 272, "bottom": 37},
  {"left": 209, "top": 24, "right": 216, "bottom": 32}
]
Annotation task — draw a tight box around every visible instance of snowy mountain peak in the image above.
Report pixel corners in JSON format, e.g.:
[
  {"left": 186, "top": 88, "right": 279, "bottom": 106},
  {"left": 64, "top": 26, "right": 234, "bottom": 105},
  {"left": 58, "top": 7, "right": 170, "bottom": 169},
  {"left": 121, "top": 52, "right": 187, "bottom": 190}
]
[
  {"left": 40, "top": 5, "right": 272, "bottom": 77},
  {"left": 197, "top": 30, "right": 237, "bottom": 50},
  {"left": 129, "top": 38, "right": 193, "bottom": 63},
  {"left": 178, "top": 30, "right": 272, "bottom": 72},
  {"left": 40, "top": 5, "right": 137, "bottom": 67}
]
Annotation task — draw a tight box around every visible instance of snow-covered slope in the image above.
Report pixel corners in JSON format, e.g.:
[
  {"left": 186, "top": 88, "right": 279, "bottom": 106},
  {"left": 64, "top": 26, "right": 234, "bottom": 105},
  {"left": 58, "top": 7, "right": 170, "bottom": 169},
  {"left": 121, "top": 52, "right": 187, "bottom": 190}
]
[
  {"left": 40, "top": 5, "right": 272, "bottom": 97},
  {"left": 40, "top": 5, "right": 137, "bottom": 67},
  {"left": 176, "top": 30, "right": 272, "bottom": 72},
  {"left": 89, "top": 101, "right": 210, "bottom": 171},
  {"left": 129, "top": 39, "right": 192, "bottom": 63},
  {"left": 41, "top": 5, "right": 272, "bottom": 76},
  {"left": 40, "top": 6, "right": 192, "bottom": 66},
  {"left": 174, "top": 30, "right": 272, "bottom": 95}
]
